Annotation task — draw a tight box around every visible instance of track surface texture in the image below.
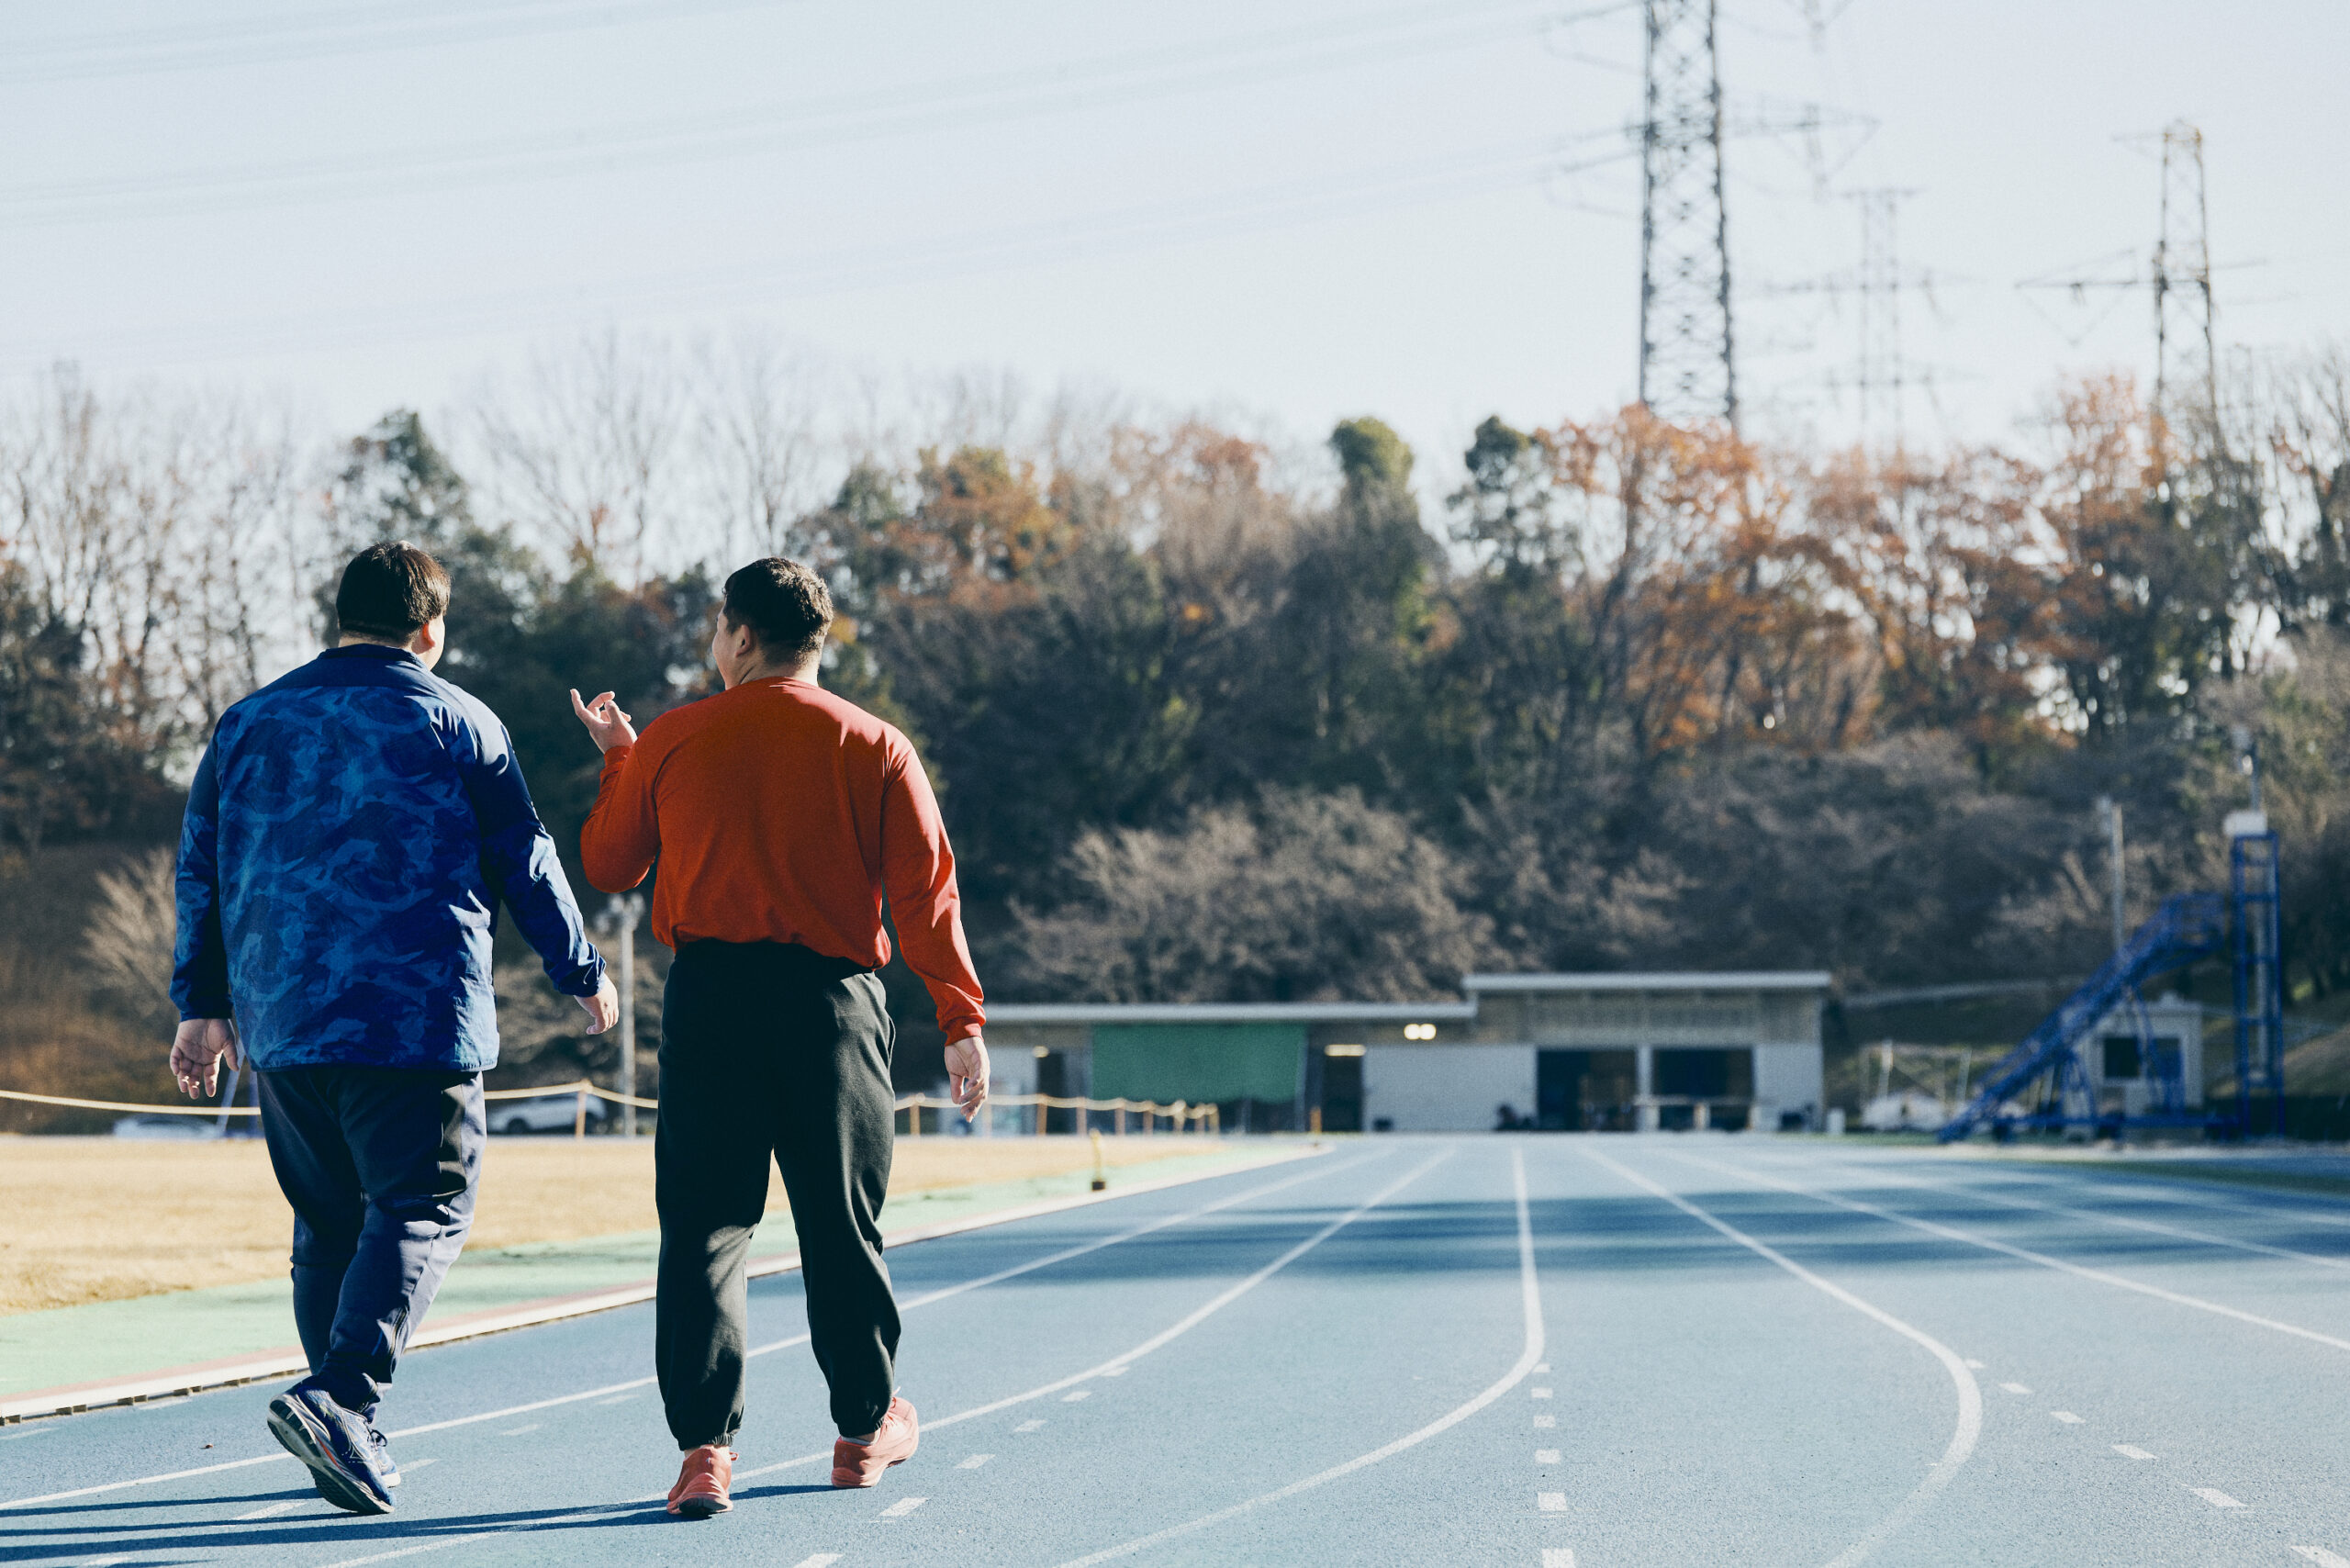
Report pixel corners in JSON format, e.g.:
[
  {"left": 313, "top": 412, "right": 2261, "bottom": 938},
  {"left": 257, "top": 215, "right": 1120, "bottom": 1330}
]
[{"left": 6, "top": 1136, "right": 2348, "bottom": 1567}]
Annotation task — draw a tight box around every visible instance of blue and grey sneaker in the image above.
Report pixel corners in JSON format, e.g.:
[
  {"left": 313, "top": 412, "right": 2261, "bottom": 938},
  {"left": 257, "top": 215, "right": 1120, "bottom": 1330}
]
[
  {"left": 266, "top": 1383, "right": 394, "bottom": 1515},
  {"left": 312, "top": 1426, "right": 399, "bottom": 1503}
]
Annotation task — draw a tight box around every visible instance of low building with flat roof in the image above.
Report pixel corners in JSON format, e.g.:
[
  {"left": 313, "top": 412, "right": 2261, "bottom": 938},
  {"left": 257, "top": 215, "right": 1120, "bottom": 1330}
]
[{"left": 985, "top": 971, "right": 1830, "bottom": 1133}]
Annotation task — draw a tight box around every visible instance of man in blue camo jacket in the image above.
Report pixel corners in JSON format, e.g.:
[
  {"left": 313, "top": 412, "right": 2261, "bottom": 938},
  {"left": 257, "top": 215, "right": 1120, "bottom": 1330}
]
[{"left": 169, "top": 541, "right": 619, "bottom": 1515}]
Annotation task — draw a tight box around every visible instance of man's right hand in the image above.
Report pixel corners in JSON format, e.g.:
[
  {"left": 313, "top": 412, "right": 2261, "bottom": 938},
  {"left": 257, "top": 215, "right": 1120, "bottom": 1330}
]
[
  {"left": 170, "top": 1018, "right": 241, "bottom": 1099},
  {"left": 569, "top": 689, "right": 638, "bottom": 754},
  {"left": 577, "top": 975, "right": 621, "bottom": 1035}
]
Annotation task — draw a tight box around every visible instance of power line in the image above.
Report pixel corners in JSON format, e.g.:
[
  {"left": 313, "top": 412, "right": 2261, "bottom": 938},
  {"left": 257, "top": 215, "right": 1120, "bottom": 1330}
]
[
  {"left": 4, "top": 137, "right": 1608, "bottom": 371},
  {"left": 2, "top": 0, "right": 1624, "bottom": 227},
  {"left": 1637, "top": 0, "right": 1736, "bottom": 427},
  {"left": 0, "top": 1, "right": 797, "bottom": 86}
]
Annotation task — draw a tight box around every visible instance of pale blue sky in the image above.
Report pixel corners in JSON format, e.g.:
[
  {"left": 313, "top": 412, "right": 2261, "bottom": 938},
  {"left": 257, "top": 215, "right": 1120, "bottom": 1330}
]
[{"left": 4, "top": 0, "right": 2344, "bottom": 487}]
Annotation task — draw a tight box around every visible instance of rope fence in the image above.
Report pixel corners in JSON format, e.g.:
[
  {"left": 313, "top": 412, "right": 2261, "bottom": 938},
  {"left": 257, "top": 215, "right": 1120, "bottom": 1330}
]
[{"left": 1, "top": 1083, "right": 1224, "bottom": 1139}]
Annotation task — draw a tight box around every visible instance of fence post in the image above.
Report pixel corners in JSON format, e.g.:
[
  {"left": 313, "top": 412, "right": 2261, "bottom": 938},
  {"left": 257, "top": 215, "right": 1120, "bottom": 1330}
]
[
  {"left": 1035, "top": 1095, "right": 1046, "bottom": 1137},
  {"left": 1115, "top": 1102, "right": 1126, "bottom": 1137},
  {"left": 574, "top": 1084, "right": 587, "bottom": 1140}
]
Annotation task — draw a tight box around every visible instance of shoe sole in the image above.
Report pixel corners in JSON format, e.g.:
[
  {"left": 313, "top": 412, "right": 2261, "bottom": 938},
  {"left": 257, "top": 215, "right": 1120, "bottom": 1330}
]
[
  {"left": 830, "top": 1453, "right": 910, "bottom": 1489},
  {"left": 671, "top": 1493, "right": 732, "bottom": 1518},
  {"left": 267, "top": 1397, "right": 392, "bottom": 1516}
]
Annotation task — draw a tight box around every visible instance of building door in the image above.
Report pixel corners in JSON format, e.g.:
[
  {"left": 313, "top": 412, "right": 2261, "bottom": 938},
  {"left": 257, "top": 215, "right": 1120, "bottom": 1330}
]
[
  {"left": 1037, "top": 1051, "right": 1069, "bottom": 1134},
  {"left": 1537, "top": 1050, "right": 1586, "bottom": 1130},
  {"left": 1321, "top": 1051, "right": 1363, "bottom": 1132}
]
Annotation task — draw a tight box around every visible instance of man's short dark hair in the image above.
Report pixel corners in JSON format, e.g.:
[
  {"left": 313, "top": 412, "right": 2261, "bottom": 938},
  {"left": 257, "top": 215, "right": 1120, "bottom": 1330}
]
[
  {"left": 336, "top": 542, "right": 451, "bottom": 640},
  {"left": 722, "top": 557, "right": 833, "bottom": 664}
]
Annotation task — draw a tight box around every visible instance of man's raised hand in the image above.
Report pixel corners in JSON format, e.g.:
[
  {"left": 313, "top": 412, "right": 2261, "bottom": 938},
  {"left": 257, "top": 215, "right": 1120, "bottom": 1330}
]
[
  {"left": 945, "top": 1033, "right": 990, "bottom": 1120},
  {"left": 568, "top": 688, "right": 638, "bottom": 754},
  {"left": 170, "top": 1017, "right": 241, "bottom": 1099}
]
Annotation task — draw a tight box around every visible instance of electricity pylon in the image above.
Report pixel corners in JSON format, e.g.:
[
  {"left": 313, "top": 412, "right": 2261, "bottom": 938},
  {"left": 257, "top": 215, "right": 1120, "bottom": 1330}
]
[
  {"left": 1637, "top": 0, "right": 1735, "bottom": 428},
  {"left": 2152, "top": 119, "right": 2215, "bottom": 432}
]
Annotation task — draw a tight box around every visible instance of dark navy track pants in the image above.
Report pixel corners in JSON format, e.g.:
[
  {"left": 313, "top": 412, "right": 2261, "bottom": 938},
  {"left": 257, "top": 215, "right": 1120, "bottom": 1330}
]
[{"left": 256, "top": 1066, "right": 485, "bottom": 1416}]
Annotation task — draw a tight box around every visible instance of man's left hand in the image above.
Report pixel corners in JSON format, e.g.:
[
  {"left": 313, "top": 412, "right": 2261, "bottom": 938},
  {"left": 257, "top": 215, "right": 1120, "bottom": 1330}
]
[
  {"left": 945, "top": 1034, "right": 990, "bottom": 1120},
  {"left": 170, "top": 1018, "right": 241, "bottom": 1099},
  {"left": 577, "top": 975, "right": 621, "bottom": 1035}
]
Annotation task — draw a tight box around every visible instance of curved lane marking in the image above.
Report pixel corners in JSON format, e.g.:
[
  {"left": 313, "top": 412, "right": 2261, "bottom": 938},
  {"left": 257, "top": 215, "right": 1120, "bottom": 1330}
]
[
  {"left": 307, "top": 1149, "right": 1453, "bottom": 1568},
  {"left": 1041, "top": 1146, "right": 1544, "bottom": 1568},
  {"left": 1680, "top": 1149, "right": 2350, "bottom": 1357},
  {"left": 1584, "top": 1147, "right": 1982, "bottom": 1568},
  {"left": 0, "top": 1152, "right": 1374, "bottom": 1515}
]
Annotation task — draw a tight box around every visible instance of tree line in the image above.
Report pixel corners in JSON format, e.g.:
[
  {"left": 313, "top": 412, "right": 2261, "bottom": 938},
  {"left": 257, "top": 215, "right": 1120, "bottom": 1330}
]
[{"left": 8, "top": 339, "right": 2350, "bottom": 1063}]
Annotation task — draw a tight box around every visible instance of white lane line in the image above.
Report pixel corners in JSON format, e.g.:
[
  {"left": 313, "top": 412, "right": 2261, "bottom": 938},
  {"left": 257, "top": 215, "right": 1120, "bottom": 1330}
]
[
  {"left": 957, "top": 1453, "right": 993, "bottom": 1470},
  {"left": 1790, "top": 1162, "right": 2350, "bottom": 1273},
  {"left": 2113, "top": 1445, "right": 2157, "bottom": 1460},
  {"left": 1530, "top": 1387, "right": 1553, "bottom": 1399},
  {"left": 234, "top": 1499, "right": 302, "bottom": 1520},
  {"left": 1541, "top": 1552, "right": 1577, "bottom": 1568},
  {"left": 1533, "top": 1414, "right": 1556, "bottom": 1428},
  {"left": 401, "top": 1458, "right": 439, "bottom": 1473},
  {"left": 1534, "top": 1361, "right": 1550, "bottom": 1372},
  {"left": 879, "top": 1495, "right": 927, "bottom": 1518},
  {"left": 592, "top": 1395, "right": 633, "bottom": 1406},
  {"left": 1062, "top": 1390, "right": 1092, "bottom": 1403},
  {"left": 1538, "top": 1492, "right": 1567, "bottom": 1512},
  {"left": 2288, "top": 1548, "right": 2350, "bottom": 1566},
  {"left": 0, "top": 1428, "right": 56, "bottom": 1439},
  {"left": 1014, "top": 1419, "right": 1046, "bottom": 1433},
  {"left": 497, "top": 1424, "right": 541, "bottom": 1437},
  {"left": 1535, "top": 1449, "right": 1561, "bottom": 1464},
  {"left": 789, "top": 1556, "right": 844, "bottom": 1568},
  {"left": 0, "top": 1155, "right": 1374, "bottom": 1515},
  {"left": 1675, "top": 1150, "right": 2350, "bottom": 1358},
  {"left": 2051, "top": 1411, "right": 2084, "bottom": 1425},
  {"left": 730, "top": 1152, "right": 1454, "bottom": 1491},
  {"left": 1099, "top": 1366, "right": 1128, "bottom": 1377},
  {"left": 1587, "top": 1148, "right": 1982, "bottom": 1568},
  {"left": 2189, "top": 1487, "right": 2244, "bottom": 1509},
  {"left": 1998, "top": 1383, "right": 2032, "bottom": 1394},
  {"left": 1042, "top": 1148, "right": 1544, "bottom": 1568}
]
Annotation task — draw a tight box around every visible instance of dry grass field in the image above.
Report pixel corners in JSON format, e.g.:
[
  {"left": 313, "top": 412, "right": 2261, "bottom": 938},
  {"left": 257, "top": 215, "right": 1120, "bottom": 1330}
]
[{"left": 0, "top": 1133, "right": 1226, "bottom": 1315}]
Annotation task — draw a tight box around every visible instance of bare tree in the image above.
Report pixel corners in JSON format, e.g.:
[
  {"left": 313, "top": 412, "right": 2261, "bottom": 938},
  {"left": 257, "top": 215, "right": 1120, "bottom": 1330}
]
[
  {"left": 84, "top": 846, "right": 179, "bottom": 1027},
  {"left": 690, "top": 330, "right": 825, "bottom": 568}
]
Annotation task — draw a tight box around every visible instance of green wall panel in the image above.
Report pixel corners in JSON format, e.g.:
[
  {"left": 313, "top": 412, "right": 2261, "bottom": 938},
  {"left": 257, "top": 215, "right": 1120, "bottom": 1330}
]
[{"left": 1090, "top": 1023, "right": 1305, "bottom": 1103}]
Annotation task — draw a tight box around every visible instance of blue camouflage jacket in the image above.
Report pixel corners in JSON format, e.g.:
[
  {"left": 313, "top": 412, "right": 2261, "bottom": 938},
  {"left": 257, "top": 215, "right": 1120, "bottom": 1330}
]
[{"left": 171, "top": 644, "right": 605, "bottom": 1072}]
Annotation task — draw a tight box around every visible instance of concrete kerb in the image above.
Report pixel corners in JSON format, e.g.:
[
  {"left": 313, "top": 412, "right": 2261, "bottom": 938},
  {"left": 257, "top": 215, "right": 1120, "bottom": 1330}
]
[{"left": 0, "top": 1139, "right": 1329, "bottom": 1426}]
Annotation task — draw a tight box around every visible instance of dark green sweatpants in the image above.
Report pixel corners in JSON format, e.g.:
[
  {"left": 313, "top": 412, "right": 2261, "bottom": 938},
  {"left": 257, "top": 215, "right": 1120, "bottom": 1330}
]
[{"left": 655, "top": 938, "right": 900, "bottom": 1448}]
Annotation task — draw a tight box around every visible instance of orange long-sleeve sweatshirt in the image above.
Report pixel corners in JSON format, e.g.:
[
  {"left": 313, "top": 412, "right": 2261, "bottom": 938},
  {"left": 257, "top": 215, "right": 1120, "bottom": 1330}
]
[{"left": 579, "top": 678, "right": 984, "bottom": 1041}]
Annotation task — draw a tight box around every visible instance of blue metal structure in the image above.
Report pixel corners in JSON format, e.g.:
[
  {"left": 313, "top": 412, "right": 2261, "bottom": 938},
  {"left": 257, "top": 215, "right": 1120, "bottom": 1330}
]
[
  {"left": 1938, "top": 893, "right": 2227, "bottom": 1142},
  {"left": 2232, "top": 828, "right": 2287, "bottom": 1136}
]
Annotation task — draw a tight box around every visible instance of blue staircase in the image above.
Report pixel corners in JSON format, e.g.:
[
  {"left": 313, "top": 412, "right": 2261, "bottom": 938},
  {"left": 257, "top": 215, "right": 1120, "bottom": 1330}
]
[{"left": 1938, "top": 893, "right": 2228, "bottom": 1142}]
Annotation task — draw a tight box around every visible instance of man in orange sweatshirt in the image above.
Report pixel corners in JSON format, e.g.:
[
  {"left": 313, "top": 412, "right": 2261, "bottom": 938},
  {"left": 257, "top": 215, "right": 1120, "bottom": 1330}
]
[{"left": 571, "top": 557, "right": 988, "bottom": 1518}]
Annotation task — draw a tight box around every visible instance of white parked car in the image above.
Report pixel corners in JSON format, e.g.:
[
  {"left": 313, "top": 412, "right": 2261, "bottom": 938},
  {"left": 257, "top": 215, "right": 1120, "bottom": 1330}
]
[
  {"left": 113, "top": 1114, "right": 221, "bottom": 1139},
  {"left": 490, "top": 1092, "right": 609, "bottom": 1136}
]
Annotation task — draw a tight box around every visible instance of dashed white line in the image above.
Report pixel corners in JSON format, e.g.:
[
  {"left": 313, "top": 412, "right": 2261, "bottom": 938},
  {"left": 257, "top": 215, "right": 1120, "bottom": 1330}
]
[
  {"left": 1998, "top": 1383, "right": 2032, "bottom": 1395},
  {"left": 2112, "top": 1445, "right": 2157, "bottom": 1461},
  {"left": 1099, "top": 1366, "right": 1129, "bottom": 1377},
  {"left": 1535, "top": 1449, "right": 1561, "bottom": 1464},
  {"left": 2189, "top": 1487, "right": 2244, "bottom": 1509},
  {"left": 880, "top": 1495, "right": 927, "bottom": 1518},
  {"left": 1534, "top": 1362, "right": 1551, "bottom": 1373},
  {"left": 1963, "top": 1360, "right": 1986, "bottom": 1369},
  {"left": 0, "top": 1428, "right": 55, "bottom": 1439},
  {"left": 1014, "top": 1419, "right": 1046, "bottom": 1433},
  {"left": 593, "top": 1395, "right": 633, "bottom": 1406},
  {"left": 2288, "top": 1548, "right": 2350, "bottom": 1566},
  {"left": 957, "top": 1453, "right": 994, "bottom": 1470},
  {"left": 234, "top": 1499, "right": 302, "bottom": 1520},
  {"left": 498, "top": 1424, "right": 542, "bottom": 1436},
  {"left": 1062, "top": 1390, "right": 1092, "bottom": 1403},
  {"left": 2051, "top": 1411, "right": 2084, "bottom": 1424},
  {"left": 1588, "top": 1148, "right": 1982, "bottom": 1568},
  {"left": 789, "top": 1555, "right": 844, "bottom": 1568},
  {"left": 1541, "top": 1551, "right": 1577, "bottom": 1568},
  {"left": 402, "top": 1458, "right": 438, "bottom": 1473},
  {"left": 1530, "top": 1387, "right": 1553, "bottom": 1399},
  {"left": 1532, "top": 1414, "right": 1556, "bottom": 1428},
  {"left": 1538, "top": 1492, "right": 1567, "bottom": 1513}
]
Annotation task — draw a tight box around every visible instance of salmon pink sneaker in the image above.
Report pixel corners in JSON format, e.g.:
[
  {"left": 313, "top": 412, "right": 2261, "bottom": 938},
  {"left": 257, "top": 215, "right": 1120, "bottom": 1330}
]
[
  {"left": 832, "top": 1396, "right": 918, "bottom": 1488},
  {"left": 668, "top": 1444, "right": 735, "bottom": 1518}
]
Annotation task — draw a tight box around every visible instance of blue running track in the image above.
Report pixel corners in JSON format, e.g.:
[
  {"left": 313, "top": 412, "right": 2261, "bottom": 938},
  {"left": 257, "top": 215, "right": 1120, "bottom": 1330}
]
[{"left": 6, "top": 1137, "right": 2350, "bottom": 1566}]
